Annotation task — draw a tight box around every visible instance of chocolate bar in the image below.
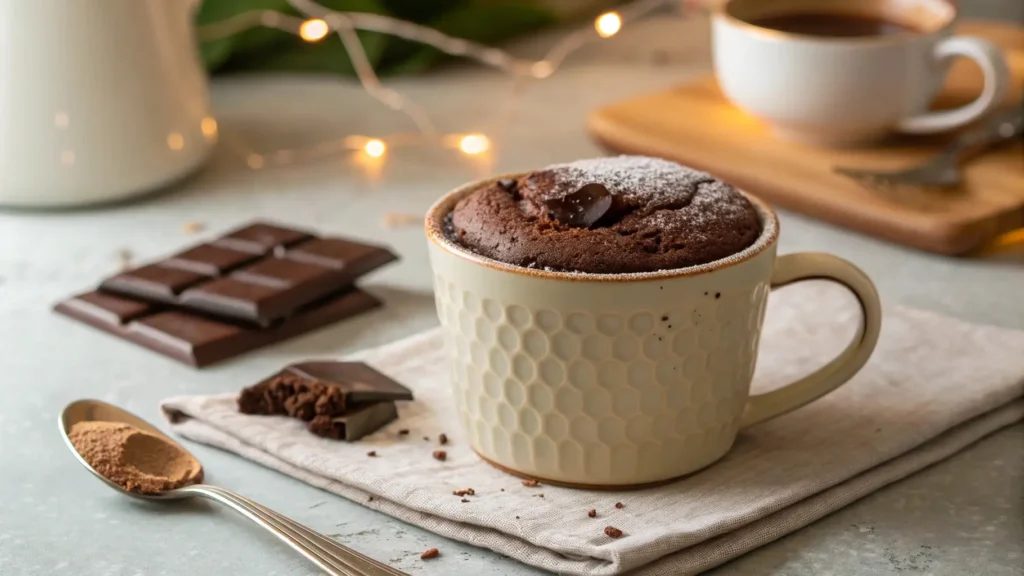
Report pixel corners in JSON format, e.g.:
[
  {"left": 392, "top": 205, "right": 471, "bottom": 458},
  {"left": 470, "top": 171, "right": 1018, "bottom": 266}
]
[
  {"left": 55, "top": 289, "right": 381, "bottom": 367},
  {"left": 99, "top": 222, "right": 396, "bottom": 325},
  {"left": 238, "top": 361, "right": 413, "bottom": 440}
]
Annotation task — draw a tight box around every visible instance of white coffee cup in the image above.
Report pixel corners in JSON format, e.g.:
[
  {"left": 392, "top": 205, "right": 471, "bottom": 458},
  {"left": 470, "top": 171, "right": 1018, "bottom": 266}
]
[
  {"left": 712, "top": 0, "right": 1011, "bottom": 146},
  {"left": 426, "top": 176, "right": 882, "bottom": 487}
]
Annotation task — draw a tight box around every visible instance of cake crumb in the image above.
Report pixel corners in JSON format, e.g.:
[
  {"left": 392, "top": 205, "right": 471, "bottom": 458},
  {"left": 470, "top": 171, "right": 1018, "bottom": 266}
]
[
  {"left": 461, "top": 498, "right": 470, "bottom": 503},
  {"left": 604, "top": 526, "right": 623, "bottom": 538},
  {"left": 615, "top": 502, "right": 624, "bottom": 509},
  {"left": 521, "top": 479, "right": 539, "bottom": 487},
  {"left": 439, "top": 433, "right": 448, "bottom": 445},
  {"left": 367, "top": 451, "right": 377, "bottom": 457},
  {"left": 432, "top": 450, "right": 447, "bottom": 461},
  {"left": 421, "top": 548, "right": 440, "bottom": 560},
  {"left": 588, "top": 509, "right": 597, "bottom": 518},
  {"left": 398, "top": 429, "right": 410, "bottom": 436}
]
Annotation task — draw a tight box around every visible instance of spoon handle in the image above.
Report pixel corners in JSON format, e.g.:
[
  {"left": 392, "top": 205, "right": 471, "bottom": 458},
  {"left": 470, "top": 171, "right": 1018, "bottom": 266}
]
[
  {"left": 202, "top": 486, "right": 409, "bottom": 576},
  {"left": 182, "top": 484, "right": 383, "bottom": 576}
]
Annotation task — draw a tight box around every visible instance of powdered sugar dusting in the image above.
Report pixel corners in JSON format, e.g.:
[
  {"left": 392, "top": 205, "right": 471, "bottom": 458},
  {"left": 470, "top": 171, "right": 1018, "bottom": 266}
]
[
  {"left": 647, "top": 181, "right": 753, "bottom": 232},
  {"left": 542, "top": 155, "right": 715, "bottom": 205}
]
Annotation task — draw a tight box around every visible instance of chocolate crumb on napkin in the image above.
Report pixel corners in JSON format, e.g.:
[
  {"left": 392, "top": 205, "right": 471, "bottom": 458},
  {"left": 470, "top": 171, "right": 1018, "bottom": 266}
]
[{"left": 161, "top": 282, "right": 1024, "bottom": 575}]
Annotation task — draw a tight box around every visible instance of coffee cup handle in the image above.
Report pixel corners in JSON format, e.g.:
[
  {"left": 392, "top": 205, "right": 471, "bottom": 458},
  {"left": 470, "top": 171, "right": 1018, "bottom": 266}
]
[
  {"left": 739, "top": 253, "right": 882, "bottom": 428},
  {"left": 896, "top": 36, "right": 1011, "bottom": 134}
]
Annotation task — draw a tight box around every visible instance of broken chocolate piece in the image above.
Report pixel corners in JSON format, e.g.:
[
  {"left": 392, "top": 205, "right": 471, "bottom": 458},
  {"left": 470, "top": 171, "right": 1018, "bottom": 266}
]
[
  {"left": 239, "top": 361, "right": 412, "bottom": 417},
  {"left": 542, "top": 183, "right": 612, "bottom": 228},
  {"left": 286, "top": 362, "right": 414, "bottom": 406},
  {"left": 237, "top": 361, "right": 413, "bottom": 441},
  {"left": 306, "top": 402, "right": 398, "bottom": 441}
]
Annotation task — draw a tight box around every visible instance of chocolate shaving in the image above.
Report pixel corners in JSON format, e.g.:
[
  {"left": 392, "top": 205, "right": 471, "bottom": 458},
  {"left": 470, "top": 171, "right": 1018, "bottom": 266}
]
[{"left": 542, "top": 183, "right": 613, "bottom": 228}]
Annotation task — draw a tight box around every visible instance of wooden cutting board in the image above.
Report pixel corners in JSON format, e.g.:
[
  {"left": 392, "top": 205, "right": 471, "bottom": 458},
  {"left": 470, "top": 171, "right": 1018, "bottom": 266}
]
[{"left": 588, "top": 21, "right": 1024, "bottom": 255}]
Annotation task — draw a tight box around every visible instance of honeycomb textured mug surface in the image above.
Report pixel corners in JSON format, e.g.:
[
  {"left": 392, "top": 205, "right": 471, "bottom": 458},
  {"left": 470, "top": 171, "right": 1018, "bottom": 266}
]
[{"left": 425, "top": 175, "right": 881, "bottom": 487}]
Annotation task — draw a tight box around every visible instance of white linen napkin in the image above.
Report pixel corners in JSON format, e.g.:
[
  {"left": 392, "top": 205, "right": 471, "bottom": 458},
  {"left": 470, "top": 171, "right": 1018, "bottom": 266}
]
[{"left": 161, "top": 282, "right": 1024, "bottom": 575}]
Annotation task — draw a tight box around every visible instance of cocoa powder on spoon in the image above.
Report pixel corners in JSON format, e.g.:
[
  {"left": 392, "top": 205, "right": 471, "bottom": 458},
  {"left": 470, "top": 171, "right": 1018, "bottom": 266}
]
[{"left": 68, "top": 421, "right": 202, "bottom": 494}]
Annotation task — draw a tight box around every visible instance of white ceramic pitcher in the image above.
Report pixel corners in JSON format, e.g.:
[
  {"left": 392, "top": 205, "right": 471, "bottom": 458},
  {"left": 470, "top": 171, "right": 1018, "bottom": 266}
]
[{"left": 0, "top": 0, "right": 215, "bottom": 208}]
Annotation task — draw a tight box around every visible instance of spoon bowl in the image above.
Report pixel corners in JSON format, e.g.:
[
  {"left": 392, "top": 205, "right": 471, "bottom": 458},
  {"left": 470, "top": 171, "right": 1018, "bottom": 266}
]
[
  {"left": 59, "top": 399, "right": 406, "bottom": 576},
  {"left": 59, "top": 399, "right": 204, "bottom": 500}
]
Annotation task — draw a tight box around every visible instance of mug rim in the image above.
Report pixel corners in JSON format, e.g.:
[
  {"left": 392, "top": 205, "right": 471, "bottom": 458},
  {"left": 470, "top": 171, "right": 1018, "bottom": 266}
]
[
  {"left": 424, "top": 172, "right": 780, "bottom": 283},
  {"left": 713, "top": 0, "right": 956, "bottom": 45}
]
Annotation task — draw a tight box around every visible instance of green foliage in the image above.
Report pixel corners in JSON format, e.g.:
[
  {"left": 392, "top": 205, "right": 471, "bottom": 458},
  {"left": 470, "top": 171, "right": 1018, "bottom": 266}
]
[{"left": 195, "top": 0, "right": 558, "bottom": 76}]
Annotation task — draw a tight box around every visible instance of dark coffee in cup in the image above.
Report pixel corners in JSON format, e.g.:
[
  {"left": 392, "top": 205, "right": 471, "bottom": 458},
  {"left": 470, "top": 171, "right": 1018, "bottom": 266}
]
[{"left": 748, "top": 12, "right": 922, "bottom": 37}]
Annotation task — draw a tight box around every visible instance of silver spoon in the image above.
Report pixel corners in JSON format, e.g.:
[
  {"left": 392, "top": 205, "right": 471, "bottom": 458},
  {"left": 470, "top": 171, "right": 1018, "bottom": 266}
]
[{"left": 59, "top": 399, "right": 408, "bottom": 576}]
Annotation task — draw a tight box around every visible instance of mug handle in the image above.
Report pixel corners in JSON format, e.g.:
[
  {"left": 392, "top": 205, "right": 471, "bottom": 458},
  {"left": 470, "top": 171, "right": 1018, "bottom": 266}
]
[
  {"left": 896, "top": 36, "right": 1011, "bottom": 134},
  {"left": 739, "top": 253, "right": 883, "bottom": 429}
]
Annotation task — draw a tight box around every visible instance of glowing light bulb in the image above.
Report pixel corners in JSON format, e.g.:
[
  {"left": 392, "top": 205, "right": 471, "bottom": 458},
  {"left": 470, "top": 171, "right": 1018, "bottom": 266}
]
[
  {"left": 595, "top": 12, "right": 622, "bottom": 38},
  {"left": 299, "top": 18, "right": 329, "bottom": 42},
  {"left": 459, "top": 134, "right": 490, "bottom": 155},
  {"left": 167, "top": 132, "right": 184, "bottom": 151},
  {"left": 364, "top": 139, "right": 386, "bottom": 158},
  {"left": 201, "top": 117, "right": 218, "bottom": 138}
]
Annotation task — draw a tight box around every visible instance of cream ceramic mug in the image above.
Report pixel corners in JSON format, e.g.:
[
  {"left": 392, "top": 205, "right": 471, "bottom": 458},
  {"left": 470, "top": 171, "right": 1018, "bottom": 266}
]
[
  {"left": 712, "top": 0, "right": 1011, "bottom": 145},
  {"left": 426, "top": 176, "right": 883, "bottom": 488}
]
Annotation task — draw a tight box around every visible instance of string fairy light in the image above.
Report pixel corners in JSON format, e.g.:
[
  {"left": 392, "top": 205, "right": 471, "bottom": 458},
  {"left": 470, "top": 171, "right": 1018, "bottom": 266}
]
[
  {"left": 595, "top": 12, "right": 624, "bottom": 37},
  {"left": 197, "top": 0, "right": 681, "bottom": 172},
  {"left": 298, "top": 17, "right": 330, "bottom": 42}
]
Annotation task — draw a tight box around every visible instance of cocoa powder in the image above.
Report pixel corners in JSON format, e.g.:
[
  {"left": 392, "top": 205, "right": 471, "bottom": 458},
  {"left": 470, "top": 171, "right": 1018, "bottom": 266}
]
[{"left": 69, "top": 421, "right": 202, "bottom": 494}]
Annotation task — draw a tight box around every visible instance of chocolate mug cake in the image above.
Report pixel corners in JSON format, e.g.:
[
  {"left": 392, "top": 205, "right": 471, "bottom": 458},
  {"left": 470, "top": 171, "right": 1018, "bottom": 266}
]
[{"left": 446, "top": 156, "right": 761, "bottom": 274}]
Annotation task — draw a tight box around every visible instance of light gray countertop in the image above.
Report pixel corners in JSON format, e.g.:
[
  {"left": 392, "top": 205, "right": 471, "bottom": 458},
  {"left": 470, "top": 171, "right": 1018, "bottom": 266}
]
[{"left": 1, "top": 13, "right": 1021, "bottom": 576}]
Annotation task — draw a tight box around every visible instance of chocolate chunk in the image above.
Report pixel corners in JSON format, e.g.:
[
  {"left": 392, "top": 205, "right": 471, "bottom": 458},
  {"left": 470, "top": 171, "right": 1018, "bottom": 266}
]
[
  {"left": 282, "top": 362, "right": 414, "bottom": 406},
  {"left": 98, "top": 221, "right": 397, "bottom": 325},
  {"left": 55, "top": 288, "right": 380, "bottom": 367},
  {"left": 542, "top": 183, "right": 613, "bottom": 228},
  {"left": 240, "top": 362, "right": 412, "bottom": 416},
  {"left": 306, "top": 402, "right": 398, "bottom": 441},
  {"left": 615, "top": 502, "right": 624, "bottom": 509},
  {"left": 237, "top": 362, "right": 412, "bottom": 441}
]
